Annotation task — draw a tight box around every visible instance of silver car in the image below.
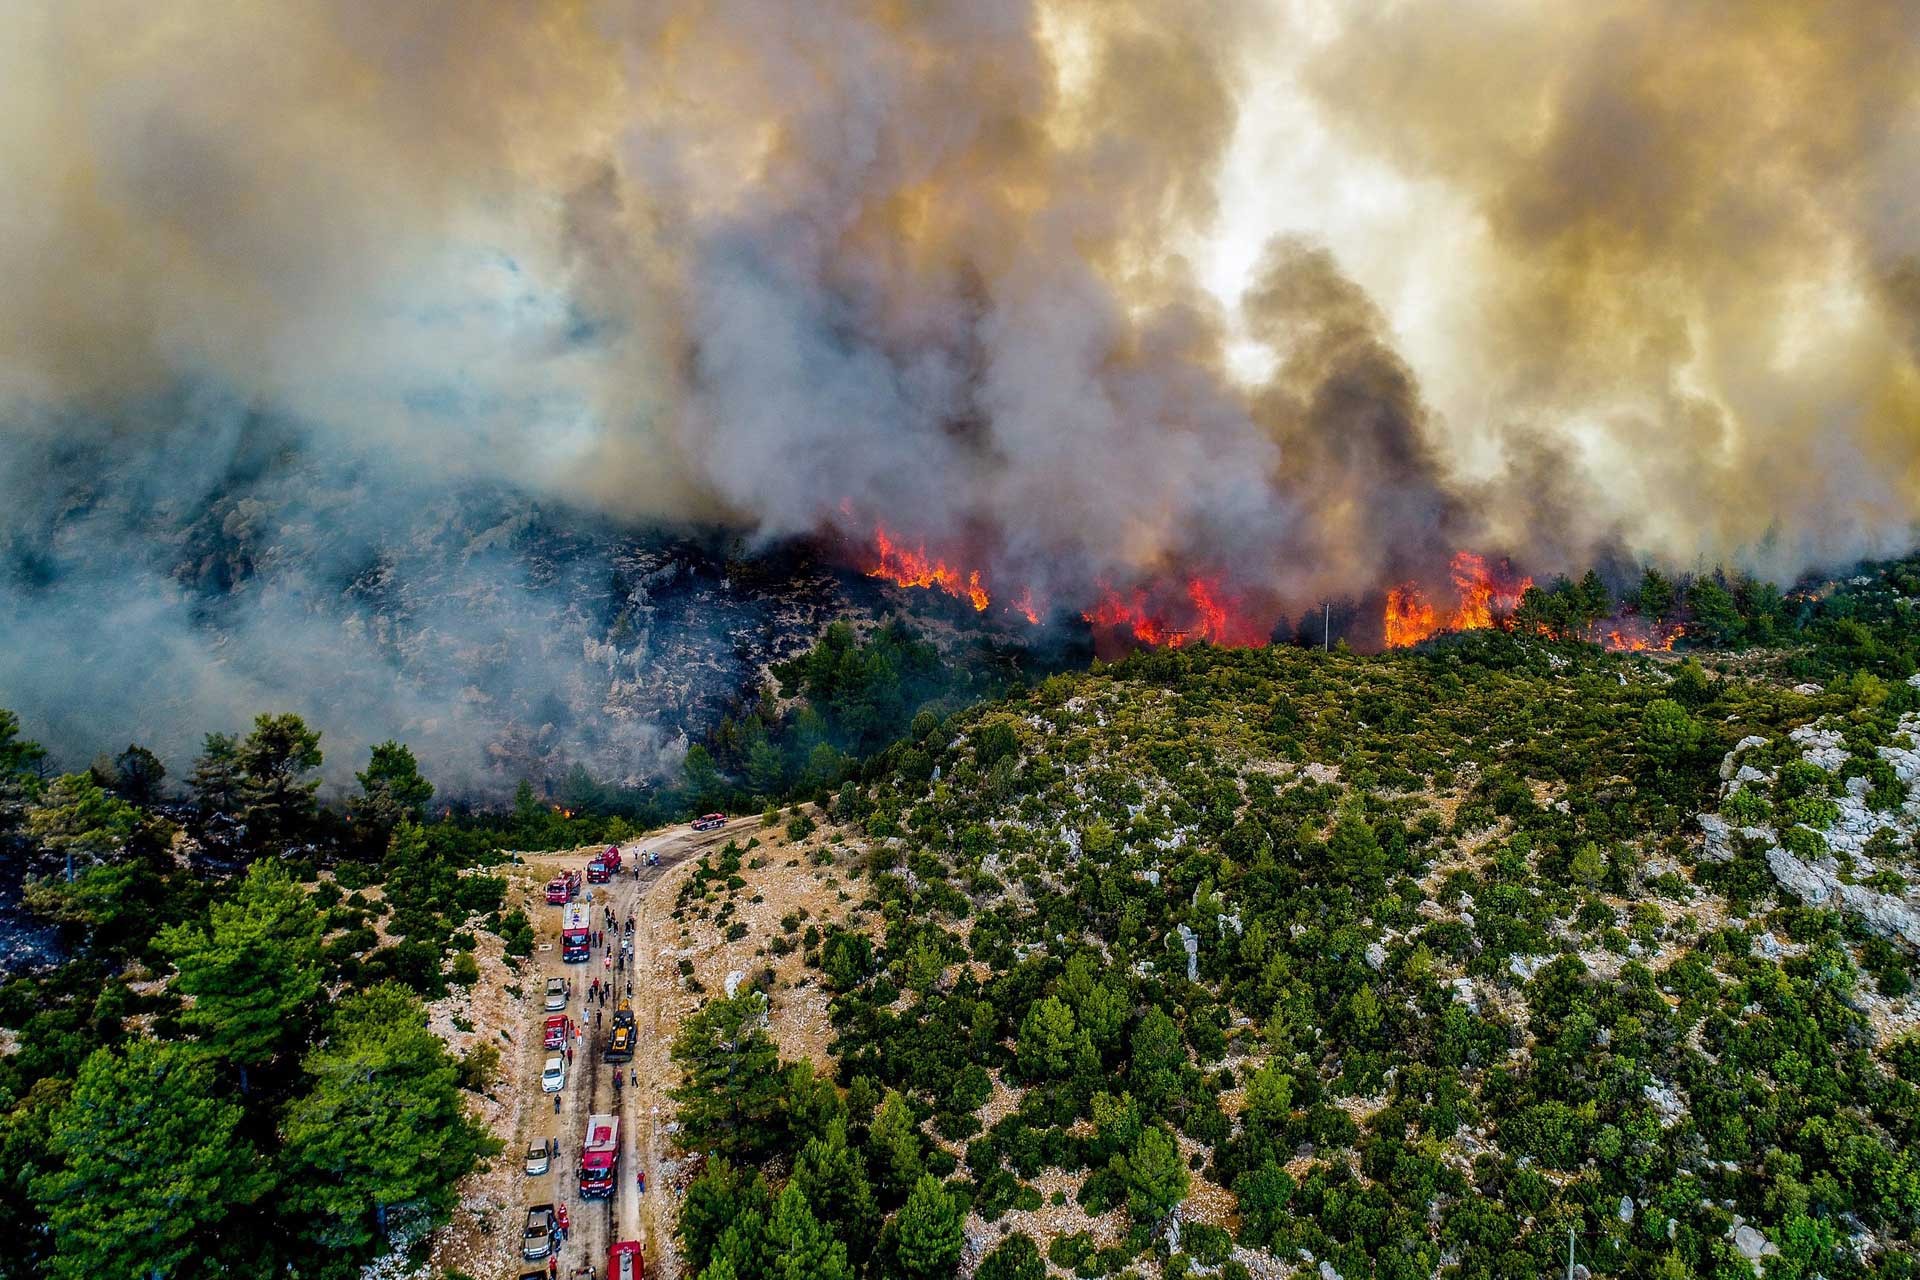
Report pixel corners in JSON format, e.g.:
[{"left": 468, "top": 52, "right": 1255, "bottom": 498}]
[
  {"left": 524, "top": 1141, "right": 550, "bottom": 1176},
  {"left": 544, "top": 977, "right": 567, "bottom": 1011}
]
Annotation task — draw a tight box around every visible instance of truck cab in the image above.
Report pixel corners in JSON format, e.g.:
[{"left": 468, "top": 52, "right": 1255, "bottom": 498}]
[
  {"left": 607, "top": 1242, "right": 644, "bottom": 1280},
  {"left": 579, "top": 1113, "right": 619, "bottom": 1198}
]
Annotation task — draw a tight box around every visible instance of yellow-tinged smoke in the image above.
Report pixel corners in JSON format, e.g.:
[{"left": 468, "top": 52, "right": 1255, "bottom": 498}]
[{"left": 2, "top": 0, "right": 1917, "bottom": 600}]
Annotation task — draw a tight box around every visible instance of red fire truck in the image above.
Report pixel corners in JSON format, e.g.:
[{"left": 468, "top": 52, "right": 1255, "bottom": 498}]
[
  {"left": 561, "top": 903, "right": 591, "bottom": 963},
  {"left": 607, "top": 1242, "right": 644, "bottom": 1280},
  {"left": 545, "top": 870, "right": 582, "bottom": 905},
  {"left": 587, "top": 845, "right": 624, "bottom": 883},
  {"left": 580, "top": 1113, "right": 619, "bottom": 1198}
]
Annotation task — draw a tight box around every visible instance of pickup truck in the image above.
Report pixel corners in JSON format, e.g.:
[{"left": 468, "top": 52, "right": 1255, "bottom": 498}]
[
  {"left": 522, "top": 1204, "right": 556, "bottom": 1259},
  {"left": 544, "top": 1014, "right": 569, "bottom": 1048}
]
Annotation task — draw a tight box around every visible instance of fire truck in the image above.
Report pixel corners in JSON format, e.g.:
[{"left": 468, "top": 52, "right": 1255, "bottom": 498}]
[
  {"left": 545, "top": 870, "right": 581, "bottom": 904},
  {"left": 561, "top": 903, "right": 591, "bottom": 963},
  {"left": 608, "top": 1242, "right": 644, "bottom": 1280},
  {"left": 604, "top": 997, "right": 637, "bottom": 1063},
  {"left": 587, "top": 845, "right": 624, "bottom": 883},
  {"left": 579, "top": 1113, "right": 619, "bottom": 1198}
]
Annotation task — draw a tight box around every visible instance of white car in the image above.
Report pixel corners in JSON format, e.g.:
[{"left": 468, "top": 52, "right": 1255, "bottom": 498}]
[
  {"left": 541, "top": 1055, "right": 566, "bottom": 1093},
  {"left": 544, "top": 977, "right": 567, "bottom": 1012}
]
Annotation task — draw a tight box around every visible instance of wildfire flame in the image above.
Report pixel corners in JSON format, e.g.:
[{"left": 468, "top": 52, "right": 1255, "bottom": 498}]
[
  {"left": 867, "top": 526, "right": 989, "bottom": 612},
  {"left": 1603, "top": 620, "right": 1685, "bottom": 652},
  {"left": 1081, "top": 578, "right": 1264, "bottom": 651},
  {"left": 1383, "top": 552, "right": 1533, "bottom": 648},
  {"left": 1012, "top": 587, "right": 1041, "bottom": 626}
]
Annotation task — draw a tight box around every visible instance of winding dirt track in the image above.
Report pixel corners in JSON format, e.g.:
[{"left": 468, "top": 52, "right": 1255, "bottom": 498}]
[{"left": 498, "top": 820, "right": 735, "bottom": 1279}]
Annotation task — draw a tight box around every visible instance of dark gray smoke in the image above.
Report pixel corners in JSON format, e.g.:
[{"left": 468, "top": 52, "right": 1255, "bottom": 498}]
[{"left": 2, "top": 0, "right": 1916, "bottom": 779}]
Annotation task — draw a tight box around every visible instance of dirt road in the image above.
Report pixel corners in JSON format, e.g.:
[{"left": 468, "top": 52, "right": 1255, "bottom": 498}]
[{"left": 496, "top": 820, "right": 735, "bottom": 1280}]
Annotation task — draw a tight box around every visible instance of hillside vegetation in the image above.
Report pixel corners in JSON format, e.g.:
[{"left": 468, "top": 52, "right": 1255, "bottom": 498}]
[{"left": 668, "top": 560, "right": 1920, "bottom": 1280}]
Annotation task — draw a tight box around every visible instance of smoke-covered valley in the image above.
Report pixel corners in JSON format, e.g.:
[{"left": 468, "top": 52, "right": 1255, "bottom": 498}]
[
  {"left": 2, "top": 0, "right": 1917, "bottom": 786},
  {"left": 0, "top": 394, "right": 889, "bottom": 793}
]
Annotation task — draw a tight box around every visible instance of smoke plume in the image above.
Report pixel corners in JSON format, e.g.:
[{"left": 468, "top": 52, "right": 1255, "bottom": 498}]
[{"left": 2, "top": 0, "right": 1917, "bottom": 779}]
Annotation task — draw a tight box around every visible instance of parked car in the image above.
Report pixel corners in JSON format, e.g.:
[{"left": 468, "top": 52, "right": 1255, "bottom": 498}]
[
  {"left": 544, "top": 1014, "right": 569, "bottom": 1049},
  {"left": 542, "top": 1054, "right": 567, "bottom": 1093},
  {"left": 525, "top": 1141, "right": 550, "bottom": 1176},
  {"left": 522, "top": 1204, "right": 556, "bottom": 1259},
  {"left": 544, "top": 977, "right": 567, "bottom": 1011}
]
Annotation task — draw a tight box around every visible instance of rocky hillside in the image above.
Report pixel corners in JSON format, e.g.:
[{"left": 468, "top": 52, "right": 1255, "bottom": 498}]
[{"left": 672, "top": 630, "right": 1920, "bottom": 1280}]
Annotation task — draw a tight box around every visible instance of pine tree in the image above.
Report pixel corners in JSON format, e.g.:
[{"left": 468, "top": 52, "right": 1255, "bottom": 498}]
[
  {"left": 188, "top": 732, "right": 243, "bottom": 818},
  {"left": 888, "top": 1174, "right": 964, "bottom": 1279},
  {"left": 281, "top": 983, "right": 490, "bottom": 1251},
  {"left": 109, "top": 743, "right": 168, "bottom": 806},
  {"left": 1015, "top": 995, "right": 1079, "bottom": 1081},
  {"left": 1112, "top": 1124, "right": 1189, "bottom": 1227},
  {"left": 26, "top": 772, "right": 141, "bottom": 876},
  {"left": 865, "top": 1088, "right": 925, "bottom": 1204},
  {"left": 767, "top": 1182, "right": 852, "bottom": 1280},
  {"left": 669, "top": 990, "right": 789, "bottom": 1162},
  {"left": 791, "top": 1119, "right": 880, "bottom": 1263},
  {"left": 233, "top": 713, "right": 323, "bottom": 846},
  {"left": 1128, "top": 1006, "right": 1185, "bottom": 1115},
  {"left": 679, "top": 1158, "right": 772, "bottom": 1274},
  {"left": 976, "top": 1232, "right": 1046, "bottom": 1280},
  {"left": 37, "top": 1039, "right": 269, "bottom": 1279},
  {"left": 351, "top": 740, "right": 434, "bottom": 847},
  {"left": 158, "top": 858, "right": 323, "bottom": 1091}
]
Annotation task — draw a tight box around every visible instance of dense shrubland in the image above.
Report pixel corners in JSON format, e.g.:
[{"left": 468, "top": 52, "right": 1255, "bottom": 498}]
[{"left": 667, "top": 555, "right": 1920, "bottom": 1280}]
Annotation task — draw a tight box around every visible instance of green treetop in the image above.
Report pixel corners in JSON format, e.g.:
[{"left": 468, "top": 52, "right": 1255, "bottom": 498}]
[
  {"left": 280, "top": 983, "right": 490, "bottom": 1252},
  {"left": 158, "top": 858, "right": 324, "bottom": 1090},
  {"left": 37, "top": 1039, "right": 268, "bottom": 1279}
]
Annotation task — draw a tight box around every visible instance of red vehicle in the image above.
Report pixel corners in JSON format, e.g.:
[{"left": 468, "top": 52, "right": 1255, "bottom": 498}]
[
  {"left": 545, "top": 870, "right": 581, "bottom": 905},
  {"left": 580, "top": 1113, "right": 619, "bottom": 1198},
  {"left": 586, "top": 859, "right": 610, "bottom": 884},
  {"left": 561, "top": 904, "right": 591, "bottom": 964},
  {"left": 607, "top": 1242, "right": 643, "bottom": 1280},
  {"left": 543, "top": 1014, "right": 568, "bottom": 1049},
  {"left": 691, "top": 812, "right": 726, "bottom": 832},
  {"left": 601, "top": 845, "right": 623, "bottom": 873}
]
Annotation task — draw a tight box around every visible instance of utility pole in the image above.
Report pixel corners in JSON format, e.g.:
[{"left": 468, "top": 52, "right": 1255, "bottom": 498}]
[
  {"left": 1566, "top": 1226, "right": 1575, "bottom": 1280},
  {"left": 1323, "top": 602, "right": 1331, "bottom": 653}
]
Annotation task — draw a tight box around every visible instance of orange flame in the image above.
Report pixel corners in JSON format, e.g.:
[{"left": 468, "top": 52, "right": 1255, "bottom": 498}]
[
  {"left": 868, "top": 526, "right": 990, "bottom": 612},
  {"left": 1384, "top": 552, "right": 1533, "bottom": 648},
  {"left": 1384, "top": 585, "right": 1441, "bottom": 648},
  {"left": 1603, "top": 620, "right": 1684, "bottom": 652},
  {"left": 1081, "top": 578, "right": 1263, "bottom": 651},
  {"left": 1012, "top": 587, "right": 1040, "bottom": 625}
]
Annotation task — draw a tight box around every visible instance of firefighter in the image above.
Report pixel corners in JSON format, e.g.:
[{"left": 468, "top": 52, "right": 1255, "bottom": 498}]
[{"left": 555, "top": 1202, "right": 571, "bottom": 1241}]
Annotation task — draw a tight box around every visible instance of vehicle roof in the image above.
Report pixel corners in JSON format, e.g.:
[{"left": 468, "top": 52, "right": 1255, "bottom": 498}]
[{"left": 544, "top": 1055, "right": 563, "bottom": 1069}]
